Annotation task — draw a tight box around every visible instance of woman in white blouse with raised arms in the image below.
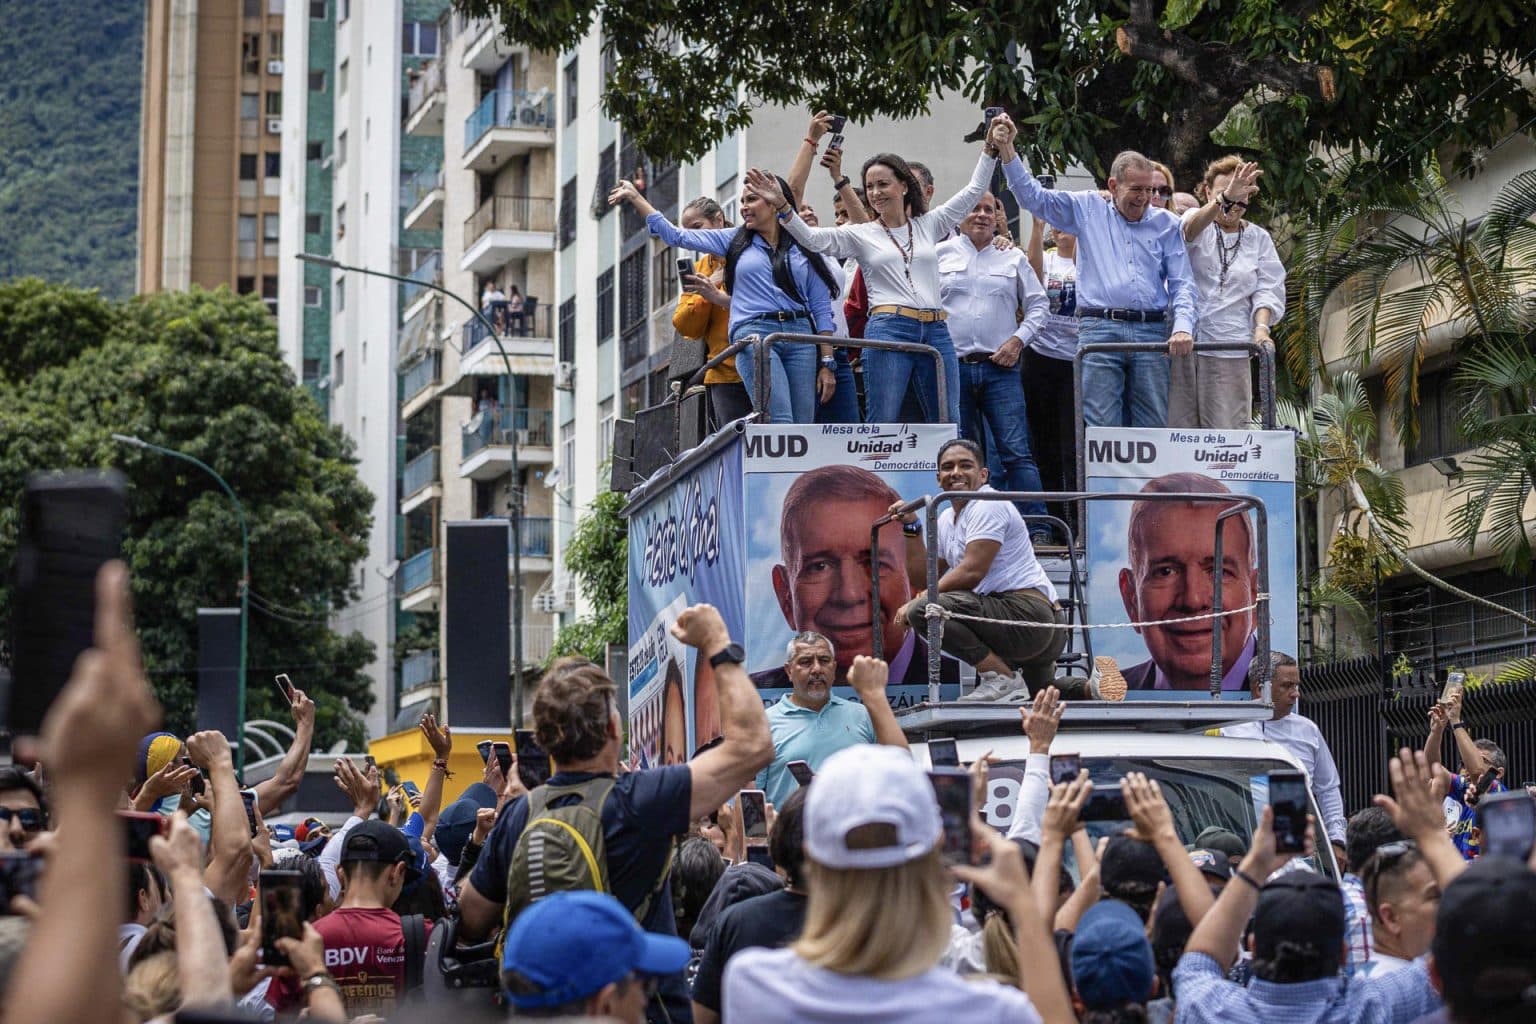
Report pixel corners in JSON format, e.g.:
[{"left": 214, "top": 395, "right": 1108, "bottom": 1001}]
[
  {"left": 743, "top": 114, "right": 1024, "bottom": 425},
  {"left": 1173, "top": 156, "right": 1284, "bottom": 429}
]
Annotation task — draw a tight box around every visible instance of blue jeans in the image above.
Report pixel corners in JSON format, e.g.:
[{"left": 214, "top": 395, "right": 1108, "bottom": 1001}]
[
  {"left": 862, "top": 314, "right": 961, "bottom": 424},
  {"left": 1078, "top": 319, "right": 1172, "bottom": 427},
  {"left": 815, "top": 348, "right": 861, "bottom": 424},
  {"left": 731, "top": 316, "right": 817, "bottom": 424},
  {"left": 959, "top": 359, "right": 1046, "bottom": 519}
]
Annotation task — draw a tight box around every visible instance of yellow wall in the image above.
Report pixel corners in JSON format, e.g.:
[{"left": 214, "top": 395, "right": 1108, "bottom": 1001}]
[{"left": 368, "top": 728, "right": 511, "bottom": 805}]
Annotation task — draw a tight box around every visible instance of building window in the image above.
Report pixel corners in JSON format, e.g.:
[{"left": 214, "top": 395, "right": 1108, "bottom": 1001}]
[
  {"left": 402, "top": 21, "right": 439, "bottom": 56},
  {"left": 243, "top": 0, "right": 260, "bottom": 17},
  {"left": 651, "top": 245, "right": 677, "bottom": 310},
  {"left": 268, "top": 31, "right": 283, "bottom": 58},
  {"left": 263, "top": 214, "right": 280, "bottom": 257},
  {"left": 308, "top": 69, "right": 325, "bottom": 91},
  {"left": 309, "top": 0, "right": 326, "bottom": 18},
  {"left": 1406, "top": 368, "right": 1486, "bottom": 467},
  {"left": 563, "top": 58, "right": 578, "bottom": 125},
  {"left": 307, "top": 140, "right": 322, "bottom": 161},
  {"left": 335, "top": 277, "right": 345, "bottom": 310},
  {"left": 337, "top": 130, "right": 347, "bottom": 166},
  {"left": 268, "top": 0, "right": 285, "bottom": 13},
  {"left": 238, "top": 215, "right": 257, "bottom": 260},
  {"left": 237, "top": 276, "right": 256, "bottom": 294},
  {"left": 240, "top": 93, "right": 260, "bottom": 120},
  {"left": 239, "top": 153, "right": 258, "bottom": 180},
  {"left": 596, "top": 268, "right": 615, "bottom": 343},
  {"left": 261, "top": 276, "right": 279, "bottom": 315},
  {"left": 303, "top": 357, "right": 320, "bottom": 379},
  {"left": 558, "top": 176, "right": 577, "bottom": 250},
  {"left": 242, "top": 34, "right": 261, "bottom": 75},
  {"left": 334, "top": 351, "right": 345, "bottom": 386},
  {"left": 599, "top": 398, "right": 615, "bottom": 463},
  {"left": 558, "top": 298, "right": 577, "bottom": 363},
  {"left": 264, "top": 152, "right": 281, "bottom": 178},
  {"left": 335, "top": 203, "right": 346, "bottom": 238},
  {"left": 338, "top": 0, "right": 349, "bottom": 21},
  {"left": 304, "top": 285, "right": 322, "bottom": 307},
  {"left": 305, "top": 212, "right": 322, "bottom": 234},
  {"left": 338, "top": 59, "right": 348, "bottom": 93},
  {"left": 596, "top": 143, "right": 616, "bottom": 218},
  {"left": 600, "top": 36, "right": 617, "bottom": 86},
  {"left": 265, "top": 91, "right": 282, "bottom": 116},
  {"left": 561, "top": 426, "right": 575, "bottom": 488},
  {"left": 620, "top": 248, "right": 648, "bottom": 367}
]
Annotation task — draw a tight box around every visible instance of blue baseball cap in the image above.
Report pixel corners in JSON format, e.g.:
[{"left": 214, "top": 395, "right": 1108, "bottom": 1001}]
[
  {"left": 434, "top": 782, "right": 498, "bottom": 865},
  {"left": 500, "top": 891, "right": 689, "bottom": 1008},
  {"left": 1071, "top": 899, "right": 1155, "bottom": 1009}
]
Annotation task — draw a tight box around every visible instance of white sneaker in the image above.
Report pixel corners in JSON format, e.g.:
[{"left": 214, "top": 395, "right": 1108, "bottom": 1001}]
[{"left": 959, "top": 670, "right": 1029, "bottom": 703}]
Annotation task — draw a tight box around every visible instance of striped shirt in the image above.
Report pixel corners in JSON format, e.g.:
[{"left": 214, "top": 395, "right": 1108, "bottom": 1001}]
[{"left": 1172, "top": 952, "right": 1440, "bottom": 1024}]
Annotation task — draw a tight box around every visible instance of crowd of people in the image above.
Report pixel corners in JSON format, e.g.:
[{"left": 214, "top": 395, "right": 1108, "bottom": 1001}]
[
  {"left": 609, "top": 110, "right": 1285, "bottom": 517},
  {"left": 2, "top": 561, "right": 1534, "bottom": 1024}
]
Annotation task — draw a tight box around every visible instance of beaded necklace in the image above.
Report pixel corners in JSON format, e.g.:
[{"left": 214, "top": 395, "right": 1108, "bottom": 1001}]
[
  {"left": 881, "top": 217, "right": 916, "bottom": 289},
  {"left": 1213, "top": 221, "right": 1246, "bottom": 291}
]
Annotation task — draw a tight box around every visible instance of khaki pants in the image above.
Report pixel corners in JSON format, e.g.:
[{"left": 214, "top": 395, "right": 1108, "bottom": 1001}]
[
  {"left": 1169, "top": 353, "right": 1252, "bottom": 429},
  {"left": 906, "top": 588, "right": 1067, "bottom": 693}
]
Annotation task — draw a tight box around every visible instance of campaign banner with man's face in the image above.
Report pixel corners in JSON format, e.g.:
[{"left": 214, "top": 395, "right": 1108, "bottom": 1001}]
[
  {"left": 626, "top": 442, "right": 744, "bottom": 767},
  {"left": 742, "top": 422, "right": 961, "bottom": 709},
  {"left": 1084, "top": 427, "right": 1296, "bottom": 701}
]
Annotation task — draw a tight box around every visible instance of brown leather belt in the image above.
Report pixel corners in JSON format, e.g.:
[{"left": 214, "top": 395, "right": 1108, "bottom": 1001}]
[{"left": 869, "top": 305, "right": 948, "bottom": 323}]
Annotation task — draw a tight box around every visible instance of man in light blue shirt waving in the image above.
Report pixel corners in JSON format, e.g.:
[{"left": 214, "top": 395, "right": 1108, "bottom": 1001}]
[
  {"left": 1003, "top": 146, "right": 1198, "bottom": 428},
  {"left": 755, "top": 632, "right": 908, "bottom": 806}
]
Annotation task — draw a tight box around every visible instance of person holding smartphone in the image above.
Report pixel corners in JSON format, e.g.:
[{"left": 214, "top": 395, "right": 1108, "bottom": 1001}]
[
  {"left": 1424, "top": 686, "right": 1509, "bottom": 860},
  {"left": 672, "top": 197, "right": 753, "bottom": 430},
  {"left": 611, "top": 173, "right": 841, "bottom": 425}
]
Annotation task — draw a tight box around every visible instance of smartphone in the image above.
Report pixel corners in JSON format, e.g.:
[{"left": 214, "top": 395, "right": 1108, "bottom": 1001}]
[
  {"left": 514, "top": 729, "right": 551, "bottom": 790},
  {"left": 0, "top": 852, "right": 42, "bottom": 911},
  {"left": 786, "top": 760, "right": 814, "bottom": 787},
  {"left": 120, "top": 810, "right": 169, "bottom": 863},
  {"left": 259, "top": 869, "right": 305, "bottom": 967},
  {"left": 1081, "top": 788, "right": 1129, "bottom": 822},
  {"left": 745, "top": 846, "right": 775, "bottom": 870},
  {"left": 1440, "top": 671, "right": 1465, "bottom": 704},
  {"left": 928, "top": 738, "right": 959, "bottom": 768},
  {"left": 1038, "top": 173, "right": 1057, "bottom": 190},
  {"left": 400, "top": 780, "right": 420, "bottom": 799},
  {"left": 676, "top": 257, "right": 695, "bottom": 284},
  {"left": 180, "top": 755, "right": 205, "bottom": 797},
  {"left": 476, "top": 739, "right": 494, "bottom": 764},
  {"left": 274, "top": 673, "right": 295, "bottom": 704},
  {"left": 363, "top": 755, "right": 377, "bottom": 774},
  {"left": 1268, "top": 770, "right": 1309, "bottom": 854},
  {"left": 1478, "top": 790, "right": 1536, "bottom": 860},
  {"left": 928, "top": 767, "right": 974, "bottom": 865},
  {"left": 240, "top": 789, "right": 259, "bottom": 837},
  {"left": 7, "top": 470, "right": 127, "bottom": 736},
  {"left": 739, "top": 789, "right": 769, "bottom": 844},
  {"left": 827, "top": 133, "right": 844, "bottom": 152},
  {"left": 493, "top": 741, "right": 514, "bottom": 777},
  {"left": 1049, "top": 753, "right": 1082, "bottom": 786},
  {"left": 826, "top": 114, "right": 847, "bottom": 134}
]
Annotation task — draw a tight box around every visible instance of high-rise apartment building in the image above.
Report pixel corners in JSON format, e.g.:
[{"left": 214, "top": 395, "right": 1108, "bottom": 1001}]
[{"left": 138, "top": 0, "right": 289, "bottom": 303}]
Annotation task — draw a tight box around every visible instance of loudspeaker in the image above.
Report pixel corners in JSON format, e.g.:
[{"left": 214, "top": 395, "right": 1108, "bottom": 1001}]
[
  {"left": 196, "top": 608, "right": 241, "bottom": 740},
  {"left": 444, "top": 521, "right": 511, "bottom": 730},
  {"left": 609, "top": 418, "right": 637, "bottom": 493},
  {"left": 633, "top": 403, "right": 677, "bottom": 482},
  {"left": 677, "top": 385, "right": 709, "bottom": 451}
]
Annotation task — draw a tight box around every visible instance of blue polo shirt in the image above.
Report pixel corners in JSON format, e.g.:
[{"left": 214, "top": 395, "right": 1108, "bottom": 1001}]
[{"left": 755, "top": 694, "right": 876, "bottom": 805}]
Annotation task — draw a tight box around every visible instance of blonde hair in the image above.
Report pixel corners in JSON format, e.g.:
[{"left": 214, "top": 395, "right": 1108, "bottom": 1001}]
[
  {"left": 793, "top": 847, "right": 953, "bottom": 979},
  {"left": 980, "top": 911, "right": 1020, "bottom": 985},
  {"left": 1150, "top": 160, "right": 1177, "bottom": 194},
  {"left": 123, "top": 951, "right": 179, "bottom": 1021}
]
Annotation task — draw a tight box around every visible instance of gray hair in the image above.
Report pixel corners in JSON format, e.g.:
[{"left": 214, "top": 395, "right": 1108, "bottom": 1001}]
[
  {"left": 1248, "top": 650, "right": 1298, "bottom": 691},
  {"left": 1109, "top": 150, "right": 1154, "bottom": 182},
  {"left": 785, "top": 631, "right": 835, "bottom": 662}
]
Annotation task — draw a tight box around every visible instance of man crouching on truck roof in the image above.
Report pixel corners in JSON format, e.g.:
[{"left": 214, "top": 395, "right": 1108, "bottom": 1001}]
[
  {"left": 890, "top": 438, "right": 1098, "bottom": 703},
  {"left": 1118, "top": 472, "right": 1258, "bottom": 693}
]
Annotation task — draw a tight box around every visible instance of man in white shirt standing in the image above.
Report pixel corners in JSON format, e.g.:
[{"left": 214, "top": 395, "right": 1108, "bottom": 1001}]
[
  {"left": 937, "top": 193, "right": 1051, "bottom": 531},
  {"left": 1221, "top": 652, "right": 1349, "bottom": 861},
  {"left": 890, "top": 439, "right": 1094, "bottom": 703}
]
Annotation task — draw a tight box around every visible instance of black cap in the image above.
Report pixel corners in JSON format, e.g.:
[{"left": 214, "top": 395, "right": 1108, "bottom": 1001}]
[
  {"left": 1431, "top": 857, "right": 1536, "bottom": 1017},
  {"left": 1188, "top": 848, "right": 1234, "bottom": 882},
  {"left": 1193, "top": 826, "right": 1246, "bottom": 860},
  {"left": 1101, "top": 834, "right": 1165, "bottom": 902},
  {"left": 1252, "top": 872, "right": 1344, "bottom": 962},
  {"left": 340, "top": 820, "right": 416, "bottom": 877}
]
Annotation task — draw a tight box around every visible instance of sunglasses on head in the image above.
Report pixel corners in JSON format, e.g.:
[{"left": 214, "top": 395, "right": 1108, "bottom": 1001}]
[
  {"left": 0, "top": 807, "right": 44, "bottom": 832},
  {"left": 1362, "top": 839, "right": 1417, "bottom": 908}
]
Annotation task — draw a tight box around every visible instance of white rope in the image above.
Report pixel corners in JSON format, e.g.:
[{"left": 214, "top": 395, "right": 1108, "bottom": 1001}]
[{"left": 923, "top": 594, "right": 1271, "bottom": 630}]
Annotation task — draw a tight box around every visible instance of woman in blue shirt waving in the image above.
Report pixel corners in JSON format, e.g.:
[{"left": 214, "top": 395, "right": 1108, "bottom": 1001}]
[{"left": 610, "top": 174, "right": 840, "bottom": 424}]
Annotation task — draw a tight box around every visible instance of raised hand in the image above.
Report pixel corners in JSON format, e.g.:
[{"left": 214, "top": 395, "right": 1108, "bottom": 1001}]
[
  {"left": 847, "top": 655, "right": 890, "bottom": 699},
  {"left": 607, "top": 179, "right": 644, "bottom": 207},
  {"left": 1122, "top": 772, "right": 1176, "bottom": 844},
  {"left": 419, "top": 712, "right": 452, "bottom": 760},
  {"left": 1019, "top": 686, "right": 1063, "bottom": 755},
  {"left": 820, "top": 146, "right": 844, "bottom": 179},
  {"left": 1375, "top": 747, "right": 1451, "bottom": 844},
  {"left": 743, "top": 168, "right": 788, "bottom": 211},
  {"left": 806, "top": 110, "right": 833, "bottom": 143},
  {"left": 670, "top": 604, "right": 730, "bottom": 652},
  {"left": 1226, "top": 161, "right": 1263, "bottom": 203},
  {"left": 289, "top": 687, "right": 316, "bottom": 728},
  {"left": 1041, "top": 771, "right": 1093, "bottom": 842}
]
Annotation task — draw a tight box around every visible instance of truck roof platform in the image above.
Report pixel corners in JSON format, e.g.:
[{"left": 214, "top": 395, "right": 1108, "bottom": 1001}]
[{"left": 895, "top": 699, "right": 1274, "bottom": 736}]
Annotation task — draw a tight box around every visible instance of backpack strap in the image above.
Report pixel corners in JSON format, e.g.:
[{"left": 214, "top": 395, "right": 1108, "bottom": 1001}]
[{"left": 401, "top": 913, "right": 426, "bottom": 993}]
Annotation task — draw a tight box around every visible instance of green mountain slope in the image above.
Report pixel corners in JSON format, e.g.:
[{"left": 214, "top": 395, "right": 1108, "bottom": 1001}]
[{"left": 0, "top": 3, "right": 143, "bottom": 299}]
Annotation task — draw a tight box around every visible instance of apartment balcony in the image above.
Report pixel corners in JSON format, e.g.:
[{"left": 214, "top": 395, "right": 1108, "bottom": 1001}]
[
  {"left": 400, "top": 351, "right": 441, "bottom": 415},
  {"left": 480, "top": 514, "right": 554, "bottom": 572},
  {"left": 400, "top": 447, "right": 440, "bottom": 515},
  {"left": 463, "top": 90, "right": 553, "bottom": 172},
  {"left": 402, "top": 166, "right": 444, "bottom": 232},
  {"left": 401, "top": 648, "right": 440, "bottom": 691},
  {"left": 519, "top": 624, "right": 555, "bottom": 666},
  {"left": 396, "top": 297, "right": 443, "bottom": 371},
  {"left": 403, "top": 60, "right": 446, "bottom": 136},
  {"left": 458, "top": 303, "right": 555, "bottom": 379},
  {"left": 400, "top": 251, "right": 443, "bottom": 318},
  {"left": 461, "top": 195, "right": 555, "bottom": 275},
  {"left": 461, "top": 19, "right": 527, "bottom": 74},
  {"left": 460, "top": 408, "right": 554, "bottom": 480},
  {"left": 399, "top": 548, "right": 439, "bottom": 612}
]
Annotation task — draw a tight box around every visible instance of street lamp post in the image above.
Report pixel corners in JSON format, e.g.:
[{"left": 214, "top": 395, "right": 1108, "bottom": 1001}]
[
  {"left": 112, "top": 434, "right": 251, "bottom": 773},
  {"left": 296, "top": 252, "right": 527, "bottom": 728}
]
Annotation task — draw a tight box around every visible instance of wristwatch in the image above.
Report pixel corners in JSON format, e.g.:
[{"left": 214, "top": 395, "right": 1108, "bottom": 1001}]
[
  {"left": 833, "top": 176, "right": 851, "bottom": 191},
  {"left": 902, "top": 520, "right": 923, "bottom": 537},
  {"left": 820, "top": 356, "right": 836, "bottom": 369},
  {"left": 303, "top": 973, "right": 342, "bottom": 998},
  {"left": 1451, "top": 721, "right": 1468, "bottom": 732},
  {"left": 709, "top": 643, "right": 746, "bottom": 669}
]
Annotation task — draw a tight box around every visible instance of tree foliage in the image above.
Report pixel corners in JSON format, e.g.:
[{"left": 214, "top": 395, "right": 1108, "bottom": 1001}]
[
  {"left": 0, "top": 280, "right": 376, "bottom": 747},
  {"left": 462, "top": 0, "right": 1536, "bottom": 210},
  {"left": 547, "top": 488, "right": 627, "bottom": 665}
]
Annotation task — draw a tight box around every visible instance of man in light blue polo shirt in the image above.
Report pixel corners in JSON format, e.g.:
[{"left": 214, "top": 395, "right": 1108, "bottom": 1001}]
[{"left": 755, "top": 632, "right": 909, "bottom": 806}]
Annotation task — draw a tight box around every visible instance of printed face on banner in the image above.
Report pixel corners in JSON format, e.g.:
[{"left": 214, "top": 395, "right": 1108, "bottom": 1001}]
[
  {"left": 1085, "top": 428, "right": 1296, "bottom": 700},
  {"left": 743, "top": 423, "right": 961, "bottom": 706}
]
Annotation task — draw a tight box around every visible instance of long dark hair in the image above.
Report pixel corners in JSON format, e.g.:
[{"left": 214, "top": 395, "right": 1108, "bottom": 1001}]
[
  {"left": 723, "top": 173, "right": 841, "bottom": 315},
  {"left": 862, "top": 153, "right": 928, "bottom": 217}
]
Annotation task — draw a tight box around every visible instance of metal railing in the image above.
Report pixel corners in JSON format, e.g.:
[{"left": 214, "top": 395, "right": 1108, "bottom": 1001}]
[
  {"left": 400, "top": 548, "right": 437, "bottom": 594},
  {"left": 402, "top": 165, "right": 443, "bottom": 210},
  {"left": 462, "top": 408, "right": 554, "bottom": 458},
  {"left": 402, "top": 447, "right": 439, "bottom": 497},
  {"left": 463, "top": 302, "right": 551, "bottom": 352},
  {"left": 463, "top": 195, "right": 556, "bottom": 251},
  {"left": 478, "top": 515, "right": 554, "bottom": 557},
  {"left": 400, "top": 252, "right": 442, "bottom": 308},
  {"left": 875, "top": 489, "right": 1272, "bottom": 705},
  {"left": 464, "top": 89, "right": 554, "bottom": 151},
  {"left": 405, "top": 60, "right": 445, "bottom": 123},
  {"left": 520, "top": 624, "right": 555, "bottom": 666},
  {"left": 400, "top": 352, "right": 440, "bottom": 403},
  {"left": 401, "top": 648, "right": 439, "bottom": 690}
]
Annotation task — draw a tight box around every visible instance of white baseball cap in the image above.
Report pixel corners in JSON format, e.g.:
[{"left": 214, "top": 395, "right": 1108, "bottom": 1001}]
[{"left": 804, "top": 744, "right": 942, "bottom": 870}]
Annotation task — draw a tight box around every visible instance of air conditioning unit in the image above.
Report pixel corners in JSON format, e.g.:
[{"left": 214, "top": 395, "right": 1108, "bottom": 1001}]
[
  {"left": 554, "top": 361, "right": 575, "bottom": 391},
  {"left": 266, "top": 117, "right": 283, "bottom": 135},
  {"left": 267, "top": 59, "right": 284, "bottom": 75}
]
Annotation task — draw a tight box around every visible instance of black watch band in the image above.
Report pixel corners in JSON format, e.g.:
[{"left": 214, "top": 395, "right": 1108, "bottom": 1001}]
[
  {"left": 833, "top": 176, "right": 851, "bottom": 191},
  {"left": 709, "top": 643, "right": 746, "bottom": 669},
  {"left": 1451, "top": 721, "right": 1468, "bottom": 731},
  {"left": 902, "top": 520, "right": 923, "bottom": 537}
]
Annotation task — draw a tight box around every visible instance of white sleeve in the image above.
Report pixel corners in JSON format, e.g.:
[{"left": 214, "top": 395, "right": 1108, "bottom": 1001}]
[
  {"left": 1309, "top": 728, "right": 1348, "bottom": 844},
  {"left": 1013, "top": 257, "right": 1050, "bottom": 345},
  {"left": 1253, "top": 229, "right": 1287, "bottom": 324},
  {"left": 927, "top": 153, "right": 999, "bottom": 238},
  {"left": 780, "top": 211, "right": 863, "bottom": 261},
  {"left": 1006, "top": 753, "right": 1051, "bottom": 842},
  {"left": 319, "top": 815, "right": 363, "bottom": 902}
]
